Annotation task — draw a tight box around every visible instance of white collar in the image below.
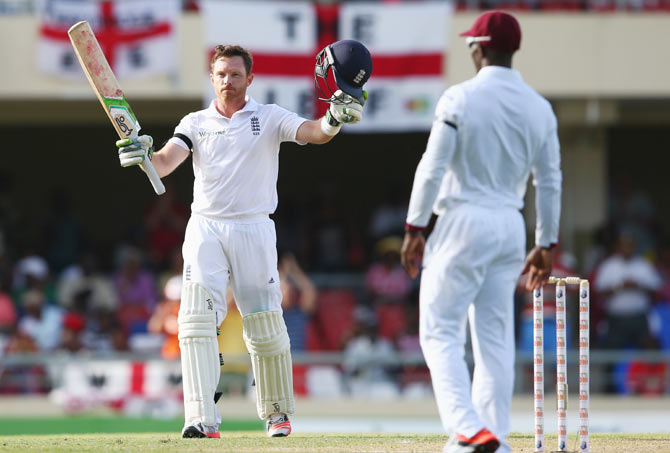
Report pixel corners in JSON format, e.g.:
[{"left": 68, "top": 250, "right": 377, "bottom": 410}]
[
  {"left": 476, "top": 65, "right": 522, "bottom": 81},
  {"left": 208, "top": 96, "right": 258, "bottom": 118}
]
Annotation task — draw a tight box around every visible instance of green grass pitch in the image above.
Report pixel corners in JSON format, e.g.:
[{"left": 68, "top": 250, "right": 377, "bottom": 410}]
[{"left": 0, "top": 418, "right": 669, "bottom": 452}]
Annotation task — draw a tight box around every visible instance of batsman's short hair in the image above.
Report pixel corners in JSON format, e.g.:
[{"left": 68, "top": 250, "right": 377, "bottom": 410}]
[{"left": 211, "top": 45, "right": 253, "bottom": 75}]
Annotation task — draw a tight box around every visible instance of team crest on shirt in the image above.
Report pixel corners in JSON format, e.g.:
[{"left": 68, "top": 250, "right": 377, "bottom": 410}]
[{"left": 250, "top": 116, "right": 260, "bottom": 136}]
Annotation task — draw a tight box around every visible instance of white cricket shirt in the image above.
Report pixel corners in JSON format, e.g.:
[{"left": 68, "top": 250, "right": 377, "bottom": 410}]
[
  {"left": 406, "top": 66, "right": 562, "bottom": 247},
  {"left": 169, "top": 97, "right": 307, "bottom": 219}
]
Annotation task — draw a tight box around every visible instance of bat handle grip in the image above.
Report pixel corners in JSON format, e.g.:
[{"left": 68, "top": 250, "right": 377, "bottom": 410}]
[{"left": 140, "top": 159, "right": 166, "bottom": 195}]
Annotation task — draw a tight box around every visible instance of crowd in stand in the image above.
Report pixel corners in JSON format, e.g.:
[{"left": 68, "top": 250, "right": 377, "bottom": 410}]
[
  {"left": 0, "top": 179, "right": 668, "bottom": 396},
  {"left": 451, "top": 0, "right": 670, "bottom": 11},
  {"left": 182, "top": 0, "right": 670, "bottom": 12}
]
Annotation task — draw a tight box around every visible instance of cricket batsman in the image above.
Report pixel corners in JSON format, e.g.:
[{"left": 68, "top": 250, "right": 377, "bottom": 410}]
[
  {"left": 116, "top": 41, "right": 372, "bottom": 438},
  {"left": 400, "top": 12, "right": 562, "bottom": 453}
]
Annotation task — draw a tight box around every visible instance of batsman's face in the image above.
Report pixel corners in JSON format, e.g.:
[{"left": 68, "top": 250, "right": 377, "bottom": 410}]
[{"left": 210, "top": 56, "right": 253, "bottom": 101}]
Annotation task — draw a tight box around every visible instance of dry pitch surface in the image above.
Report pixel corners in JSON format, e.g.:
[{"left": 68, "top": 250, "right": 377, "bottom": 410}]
[{"left": 0, "top": 433, "right": 669, "bottom": 452}]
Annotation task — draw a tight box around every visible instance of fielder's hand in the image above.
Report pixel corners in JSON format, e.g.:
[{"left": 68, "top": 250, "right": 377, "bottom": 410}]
[
  {"left": 328, "top": 90, "right": 366, "bottom": 125},
  {"left": 401, "top": 230, "right": 426, "bottom": 280},
  {"left": 117, "top": 135, "right": 154, "bottom": 168},
  {"left": 521, "top": 245, "right": 554, "bottom": 291}
]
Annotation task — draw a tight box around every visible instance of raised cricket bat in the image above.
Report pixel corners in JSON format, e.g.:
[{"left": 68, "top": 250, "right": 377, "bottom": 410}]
[{"left": 68, "top": 21, "right": 165, "bottom": 195}]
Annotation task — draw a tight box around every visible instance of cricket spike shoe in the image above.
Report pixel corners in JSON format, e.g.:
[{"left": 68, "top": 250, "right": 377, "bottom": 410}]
[
  {"left": 181, "top": 422, "right": 221, "bottom": 439},
  {"left": 266, "top": 413, "right": 292, "bottom": 437},
  {"left": 443, "top": 428, "right": 500, "bottom": 453}
]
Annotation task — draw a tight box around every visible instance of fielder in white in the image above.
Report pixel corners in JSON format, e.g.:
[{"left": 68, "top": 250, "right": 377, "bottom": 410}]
[
  {"left": 115, "top": 43, "right": 371, "bottom": 439},
  {"left": 400, "top": 12, "right": 562, "bottom": 453}
]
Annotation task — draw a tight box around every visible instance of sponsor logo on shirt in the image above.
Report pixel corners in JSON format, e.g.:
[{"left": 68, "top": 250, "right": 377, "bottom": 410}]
[
  {"left": 198, "top": 130, "right": 227, "bottom": 137},
  {"left": 250, "top": 116, "right": 260, "bottom": 136}
]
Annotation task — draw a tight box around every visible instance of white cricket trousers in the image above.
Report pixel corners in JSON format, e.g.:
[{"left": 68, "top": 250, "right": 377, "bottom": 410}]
[
  {"left": 182, "top": 214, "right": 283, "bottom": 322},
  {"left": 419, "top": 204, "right": 525, "bottom": 453}
]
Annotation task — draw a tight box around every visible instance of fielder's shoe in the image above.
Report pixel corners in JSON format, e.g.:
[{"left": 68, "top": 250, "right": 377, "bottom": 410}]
[
  {"left": 266, "top": 413, "right": 292, "bottom": 437},
  {"left": 443, "top": 428, "right": 500, "bottom": 453},
  {"left": 181, "top": 422, "right": 221, "bottom": 439}
]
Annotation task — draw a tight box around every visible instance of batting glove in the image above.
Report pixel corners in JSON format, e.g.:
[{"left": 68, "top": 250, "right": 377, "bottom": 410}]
[
  {"left": 117, "top": 135, "right": 154, "bottom": 168},
  {"left": 328, "top": 90, "right": 366, "bottom": 125}
]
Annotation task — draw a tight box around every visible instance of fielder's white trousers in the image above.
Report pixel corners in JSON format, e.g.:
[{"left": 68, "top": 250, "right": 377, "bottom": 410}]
[
  {"left": 182, "top": 213, "right": 283, "bottom": 323},
  {"left": 419, "top": 204, "right": 525, "bottom": 453}
]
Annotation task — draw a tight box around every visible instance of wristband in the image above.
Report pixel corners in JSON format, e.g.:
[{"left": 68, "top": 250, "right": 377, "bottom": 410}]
[
  {"left": 405, "top": 223, "right": 427, "bottom": 232},
  {"left": 320, "top": 112, "right": 342, "bottom": 136}
]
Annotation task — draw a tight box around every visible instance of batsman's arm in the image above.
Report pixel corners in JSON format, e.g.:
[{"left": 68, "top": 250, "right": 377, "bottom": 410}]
[
  {"left": 296, "top": 91, "right": 366, "bottom": 144},
  {"left": 296, "top": 119, "right": 337, "bottom": 145},
  {"left": 151, "top": 142, "right": 191, "bottom": 178}
]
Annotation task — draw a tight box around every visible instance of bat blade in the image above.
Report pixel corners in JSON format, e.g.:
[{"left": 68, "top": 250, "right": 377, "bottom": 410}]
[{"left": 68, "top": 21, "right": 165, "bottom": 195}]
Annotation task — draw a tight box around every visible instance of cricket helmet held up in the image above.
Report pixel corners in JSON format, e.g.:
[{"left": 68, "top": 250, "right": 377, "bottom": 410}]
[{"left": 315, "top": 39, "right": 372, "bottom": 104}]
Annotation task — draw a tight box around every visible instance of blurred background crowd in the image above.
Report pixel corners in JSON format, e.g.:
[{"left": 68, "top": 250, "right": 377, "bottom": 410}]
[
  {"left": 1, "top": 0, "right": 670, "bottom": 407},
  {"left": 0, "top": 171, "right": 669, "bottom": 398}
]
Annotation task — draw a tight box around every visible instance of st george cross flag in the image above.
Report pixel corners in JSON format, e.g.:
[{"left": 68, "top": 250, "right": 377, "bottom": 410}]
[
  {"left": 36, "top": 0, "right": 180, "bottom": 80},
  {"left": 339, "top": 1, "right": 452, "bottom": 132},
  {"left": 202, "top": 0, "right": 451, "bottom": 132},
  {"left": 201, "top": 0, "right": 319, "bottom": 120}
]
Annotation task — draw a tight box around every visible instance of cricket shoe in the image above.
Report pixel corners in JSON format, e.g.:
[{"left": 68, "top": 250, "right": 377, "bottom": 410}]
[
  {"left": 181, "top": 422, "right": 220, "bottom": 439},
  {"left": 266, "top": 413, "right": 292, "bottom": 437},
  {"left": 443, "top": 428, "right": 500, "bottom": 453}
]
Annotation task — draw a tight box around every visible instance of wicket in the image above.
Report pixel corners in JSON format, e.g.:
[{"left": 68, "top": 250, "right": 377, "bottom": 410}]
[{"left": 533, "top": 276, "right": 589, "bottom": 453}]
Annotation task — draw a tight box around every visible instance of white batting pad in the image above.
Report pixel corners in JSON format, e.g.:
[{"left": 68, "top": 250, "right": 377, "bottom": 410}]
[
  {"left": 179, "top": 282, "right": 220, "bottom": 427},
  {"left": 243, "top": 310, "right": 294, "bottom": 419}
]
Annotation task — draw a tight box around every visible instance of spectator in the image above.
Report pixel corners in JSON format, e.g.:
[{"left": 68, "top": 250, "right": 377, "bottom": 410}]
[
  {"left": 342, "top": 306, "right": 399, "bottom": 398},
  {"left": 368, "top": 184, "right": 409, "bottom": 240},
  {"left": 13, "top": 255, "right": 51, "bottom": 297},
  {"left": 650, "top": 239, "right": 670, "bottom": 351},
  {"left": 0, "top": 290, "right": 17, "bottom": 353},
  {"left": 17, "top": 289, "right": 63, "bottom": 351},
  {"left": 608, "top": 177, "right": 657, "bottom": 258},
  {"left": 307, "top": 191, "right": 351, "bottom": 271},
  {"left": 365, "top": 236, "right": 412, "bottom": 304},
  {"left": 60, "top": 312, "right": 86, "bottom": 353},
  {"left": 594, "top": 231, "right": 661, "bottom": 349},
  {"left": 0, "top": 290, "right": 16, "bottom": 334},
  {"left": 279, "top": 252, "right": 317, "bottom": 352},
  {"left": 2, "top": 325, "right": 48, "bottom": 394},
  {"left": 655, "top": 239, "right": 670, "bottom": 304},
  {"left": 113, "top": 246, "right": 158, "bottom": 335},
  {"left": 81, "top": 307, "right": 128, "bottom": 352},
  {"left": 148, "top": 275, "right": 182, "bottom": 360},
  {"left": 157, "top": 246, "right": 184, "bottom": 296},
  {"left": 581, "top": 221, "right": 617, "bottom": 277},
  {"left": 57, "top": 252, "right": 117, "bottom": 312}
]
